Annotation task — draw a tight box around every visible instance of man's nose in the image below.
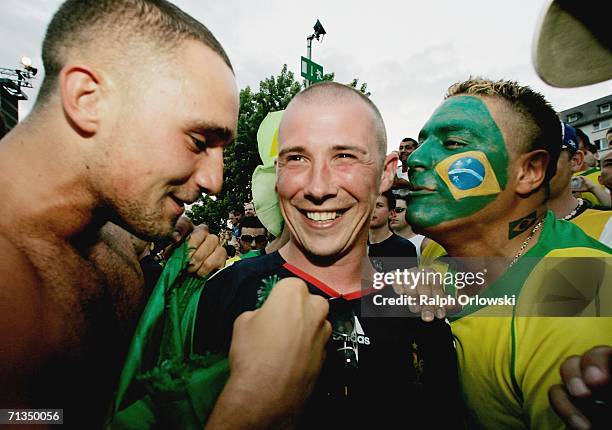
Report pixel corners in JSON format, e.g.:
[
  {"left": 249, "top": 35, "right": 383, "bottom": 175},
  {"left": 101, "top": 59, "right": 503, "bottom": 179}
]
[
  {"left": 193, "top": 147, "right": 224, "bottom": 195},
  {"left": 407, "top": 142, "right": 433, "bottom": 172},
  {"left": 303, "top": 160, "right": 338, "bottom": 203}
]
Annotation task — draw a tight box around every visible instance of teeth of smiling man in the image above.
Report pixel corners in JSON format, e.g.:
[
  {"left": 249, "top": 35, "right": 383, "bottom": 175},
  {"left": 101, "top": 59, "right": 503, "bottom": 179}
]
[{"left": 306, "top": 211, "right": 341, "bottom": 221}]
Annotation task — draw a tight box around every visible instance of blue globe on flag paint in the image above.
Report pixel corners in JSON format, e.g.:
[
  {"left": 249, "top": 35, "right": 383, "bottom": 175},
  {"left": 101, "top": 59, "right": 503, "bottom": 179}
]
[{"left": 447, "top": 157, "right": 485, "bottom": 190}]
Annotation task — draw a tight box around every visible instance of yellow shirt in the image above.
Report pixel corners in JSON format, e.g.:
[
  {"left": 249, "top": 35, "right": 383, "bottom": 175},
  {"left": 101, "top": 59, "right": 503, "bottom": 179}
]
[
  {"left": 571, "top": 207, "right": 610, "bottom": 241},
  {"left": 421, "top": 212, "right": 612, "bottom": 429},
  {"left": 451, "top": 212, "right": 611, "bottom": 429}
]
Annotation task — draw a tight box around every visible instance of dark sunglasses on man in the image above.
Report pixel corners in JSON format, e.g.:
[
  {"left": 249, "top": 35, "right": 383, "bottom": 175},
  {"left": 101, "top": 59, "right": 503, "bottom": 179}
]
[
  {"left": 240, "top": 234, "right": 267, "bottom": 243},
  {"left": 392, "top": 207, "right": 406, "bottom": 214}
]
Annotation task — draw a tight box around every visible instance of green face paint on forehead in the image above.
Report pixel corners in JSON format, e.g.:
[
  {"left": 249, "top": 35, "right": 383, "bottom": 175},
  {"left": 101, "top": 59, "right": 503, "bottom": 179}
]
[{"left": 406, "top": 96, "right": 509, "bottom": 229}]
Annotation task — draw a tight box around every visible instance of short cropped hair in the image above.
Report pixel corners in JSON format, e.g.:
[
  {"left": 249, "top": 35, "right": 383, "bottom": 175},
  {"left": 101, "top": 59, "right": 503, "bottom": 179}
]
[
  {"left": 576, "top": 128, "right": 600, "bottom": 157},
  {"left": 238, "top": 216, "right": 266, "bottom": 236},
  {"left": 401, "top": 137, "right": 418, "bottom": 146},
  {"left": 394, "top": 195, "right": 407, "bottom": 206},
  {"left": 288, "top": 81, "right": 387, "bottom": 165},
  {"left": 446, "top": 78, "right": 561, "bottom": 183},
  {"left": 37, "top": 0, "right": 232, "bottom": 103},
  {"left": 380, "top": 189, "right": 396, "bottom": 210}
]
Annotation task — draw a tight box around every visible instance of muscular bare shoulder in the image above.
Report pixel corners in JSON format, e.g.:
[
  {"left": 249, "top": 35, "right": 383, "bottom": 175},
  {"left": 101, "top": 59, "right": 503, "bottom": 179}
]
[
  {"left": 90, "top": 223, "right": 147, "bottom": 320},
  {"left": 0, "top": 233, "right": 48, "bottom": 405}
]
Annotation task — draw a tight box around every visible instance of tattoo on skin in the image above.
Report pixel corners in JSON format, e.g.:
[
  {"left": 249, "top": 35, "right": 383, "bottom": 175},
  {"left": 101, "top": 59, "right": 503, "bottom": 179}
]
[{"left": 508, "top": 211, "right": 537, "bottom": 240}]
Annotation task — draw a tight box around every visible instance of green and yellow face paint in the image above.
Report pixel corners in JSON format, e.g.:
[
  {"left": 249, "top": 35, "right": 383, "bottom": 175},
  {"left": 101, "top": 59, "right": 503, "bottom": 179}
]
[{"left": 406, "top": 96, "right": 509, "bottom": 229}]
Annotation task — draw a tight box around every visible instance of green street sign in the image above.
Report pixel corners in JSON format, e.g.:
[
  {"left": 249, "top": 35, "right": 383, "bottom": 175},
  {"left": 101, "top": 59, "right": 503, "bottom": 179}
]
[{"left": 301, "top": 56, "right": 324, "bottom": 83}]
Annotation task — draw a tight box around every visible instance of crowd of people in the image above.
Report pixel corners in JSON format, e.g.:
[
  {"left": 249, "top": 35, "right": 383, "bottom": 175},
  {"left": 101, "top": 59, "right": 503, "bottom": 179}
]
[
  {"left": 0, "top": 0, "right": 610, "bottom": 429},
  {"left": 219, "top": 203, "right": 269, "bottom": 259}
]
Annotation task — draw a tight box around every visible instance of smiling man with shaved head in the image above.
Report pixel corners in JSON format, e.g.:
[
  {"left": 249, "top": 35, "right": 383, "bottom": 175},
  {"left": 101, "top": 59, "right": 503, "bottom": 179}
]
[{"left": 194, "top": 81, "right": 463, "bottom": 428}]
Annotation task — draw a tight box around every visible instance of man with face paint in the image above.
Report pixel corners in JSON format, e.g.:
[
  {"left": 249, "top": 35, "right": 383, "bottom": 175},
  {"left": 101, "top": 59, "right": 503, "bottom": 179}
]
[{"left": 407, "top": 77, "right": 612, "bottom": 429}]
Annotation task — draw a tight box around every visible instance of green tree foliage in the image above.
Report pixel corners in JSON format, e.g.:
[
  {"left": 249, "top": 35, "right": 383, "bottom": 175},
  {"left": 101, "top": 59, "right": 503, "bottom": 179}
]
[
  {"left": 347, "top": 77, "right": 371, "bottom": 97},
  {"left": 189, "top": 65, "right": 370, "bottom": 233}
]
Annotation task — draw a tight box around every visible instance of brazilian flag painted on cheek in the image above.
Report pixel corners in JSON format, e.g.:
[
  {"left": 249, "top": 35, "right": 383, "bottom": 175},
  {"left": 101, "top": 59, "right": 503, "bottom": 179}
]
[{"left": 435, "top": 150, "right": 502, "bottom": 199}]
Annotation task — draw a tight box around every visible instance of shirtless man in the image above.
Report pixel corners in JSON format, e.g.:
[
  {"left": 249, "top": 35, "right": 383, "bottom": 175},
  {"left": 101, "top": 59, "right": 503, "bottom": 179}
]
[{"left": 0, "top": 1, "right": 328, "bottom": 428}]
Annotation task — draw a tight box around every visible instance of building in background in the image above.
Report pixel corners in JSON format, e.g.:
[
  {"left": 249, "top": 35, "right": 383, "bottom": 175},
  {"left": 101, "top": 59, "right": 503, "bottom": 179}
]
[{"left": 559, "top": 94, "right": 612, "bottom": 153}]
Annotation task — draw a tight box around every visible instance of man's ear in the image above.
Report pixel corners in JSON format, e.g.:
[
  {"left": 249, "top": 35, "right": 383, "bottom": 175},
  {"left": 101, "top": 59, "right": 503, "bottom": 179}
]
[
  {"left": 379, "top": 152, "right": 399, "bottom": 193},
  {"left": 515, "top": 149, "right": 549, "bottom": 195},
  {"left": 570, "top": 150, "right": 584, "bottom": 173},
  {"left": 59, "top": 64, "right": 102, "bottom": 136}
]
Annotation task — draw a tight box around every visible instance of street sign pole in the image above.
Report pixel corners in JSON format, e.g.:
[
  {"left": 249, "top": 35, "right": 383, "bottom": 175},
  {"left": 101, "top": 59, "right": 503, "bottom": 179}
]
[
  {"left": 306, "top": 35, "right": 314, "bottom": 87},
  {"left": 303, "top": 19, "right": 326, "bottom": 88}
]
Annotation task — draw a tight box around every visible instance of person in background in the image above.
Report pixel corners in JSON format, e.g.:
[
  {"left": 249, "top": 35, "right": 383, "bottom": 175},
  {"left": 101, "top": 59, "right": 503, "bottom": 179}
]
[
  {"left": 576, "top": 129, "right": 598, "bottom": 171},
  {"left": 598, "top": 151, "right": 612, "bottom": 196},
  {"left": 228, "top": 209, "right": 243, "bottom": 238},
  {"left": 368, "top": 189, "right": 418, "bottom": 274},
  {"left": 244, "top": 201, "right": 256, "bottom": 218},
  {"left": 572, "top": 128, "right": 606, "bottom": 207},
  {"left": 389, "top": 195, "right": 428, "bottom": 258},
  {"left": 237, "top": 216, "right": 267, "bottom": 258},
  {"left": 548, "top": 122, "right": 610, "bottom": 243},
  {"left": 392, "top": 137, "right": 418, "bottom": 197}
]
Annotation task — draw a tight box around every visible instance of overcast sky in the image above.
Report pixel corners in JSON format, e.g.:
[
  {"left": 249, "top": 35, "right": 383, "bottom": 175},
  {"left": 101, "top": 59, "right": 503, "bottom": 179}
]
[{"left": 2, "top": 0, "right": 610, "bottom": 152}]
